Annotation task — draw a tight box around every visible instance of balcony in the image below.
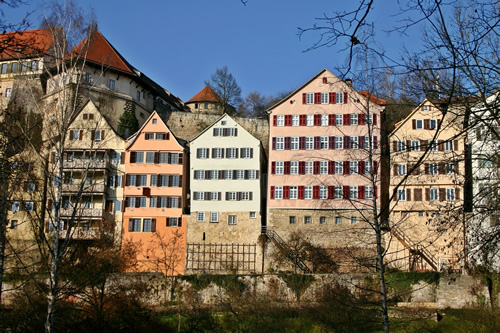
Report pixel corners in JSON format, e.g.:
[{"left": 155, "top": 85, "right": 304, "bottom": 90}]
[
  {"left": 59, "top": 208, "right": 104, "bottom": 218},
  {"left": 62, "top": 159, "right": 109, "bottom": 170},
  {"left": 61, "top": 183, "right": 106, "bottom": 194}
]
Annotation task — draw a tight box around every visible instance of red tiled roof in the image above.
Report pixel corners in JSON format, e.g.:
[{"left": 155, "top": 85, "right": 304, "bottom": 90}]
[
  {"left": 0, "top": 28, "right": 55, "bottom": 60},
  {"left": 187, "top": 86, "right": 220, "bottom": 103},
  {"left": 359, "top": 91, "right": 387, "bottom": 106},
  {"left": 66, "top": 31, "right": 135, "bottom": 75}
]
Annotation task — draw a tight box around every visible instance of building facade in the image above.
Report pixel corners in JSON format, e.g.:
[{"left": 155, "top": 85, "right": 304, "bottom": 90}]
[{"left": 267, "top": 69, "right": 384, "bottom": 272}]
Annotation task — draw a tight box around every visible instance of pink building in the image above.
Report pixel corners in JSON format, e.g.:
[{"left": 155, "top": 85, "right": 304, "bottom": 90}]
[{"left": 267, "top": 69, "right": 386, "bottom": 272}]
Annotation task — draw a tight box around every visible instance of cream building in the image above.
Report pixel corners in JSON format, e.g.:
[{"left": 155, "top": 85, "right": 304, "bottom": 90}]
[
  {"left": 188, "top": 114, "right": 266, "bottom": 273},
  {"left": 387, "top": 99, "right": 466, "bottom": 271}
]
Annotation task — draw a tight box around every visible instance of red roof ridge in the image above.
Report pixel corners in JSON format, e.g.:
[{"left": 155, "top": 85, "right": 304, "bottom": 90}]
[
  {"left": 358, "top": 90, "right": 387, "bottom": 106},
  {"left": 0, "top": 28, "right": 55, "bottom": 60},
  {"left": 186, "top": 85, "right": 220, "bottom": 103}
]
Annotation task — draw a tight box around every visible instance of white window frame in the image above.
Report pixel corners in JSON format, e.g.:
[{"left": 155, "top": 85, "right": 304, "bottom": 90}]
[
  {"left": 416, "top": 119, "right": 423, "bottom": 129},
  {"left": 429, "top": 163, "right": 438, "bottom": 175},
  {"left": 321, "top": 114, "right": 328, "bottom": 126},
  {"left": 349, "top": 186, "right": 358, "bottom": 200},
  {"left": 228, "top": 215, "right": 237, "bottom": 225},
  {"left": 320, "top": 136, "right": 328, "bottom": 150},
  {"left": 335, "top": 92, "right": 344, "bottom": 104},
  {"left": 335, "top": 114, "right": 343, "bottom": 126},
  {"left": 320, "top": 185, "right": 328, "bottom": 199},
  {"left": 397, "top": 141, "right": 406, "bottom": 152},
  {"left": 335, "top": 136, "right": 343, "bottom": 149},
  {"left": 321, "top": 92, "right": 329, "bottom": 104},
  {"left": 276, "top": 137, "right": 284, "bottom": 150},
  {"left": 277, "top": 115, "right": 284, "bottom": 126},
  {"left": 320, "top": 161, "right": 328, "bottom": 174},
  {"left": 306, "top": 114, "right": 314, "bottom": 126},
  {"left": 210, "top": 212, "right": 219, "bottom": 223},
  {"left": 305, "top": 137, "right": 314, "bottom": 150},
  {"left": 350, "top": 136, "right": 358, "bottom": 149},
  {"left": 398, "top": 189, "right": 406, "bottom": 201},
  {"left": 213, "top": 148, "right": 223, "bottom": 159},
  {"left": 275, "top": 161, "right": 284, "bottom": 175},
  {"left": 446, "top": 188, "right": 455, "bottom": 201},
  {"left": 350, "top": 161, "right": 358, "bottom": 174},
  {"left": 289, "top": 186, "right": 298, "bottom": 200},
  {"left": 411, "top": 140, "right": 419, "bottom": 151},
  {"left": 350, "top": 114, "right": 358, "bottom": 125},
  {"left": 274, "top": 186, "right": 283, "bottom": 200},
  {"left": 292, "top": 115, "right": 299, "bottom": 126},
  {"left": 430, "top": 188, "right": 438, "bottom": 201},
  {"left": 290, "top": 161, "right": 298, "bottom": 175},
  {"left": 334, "top": 186, "right": 342, "bottom": 199},
  {"left": 304, "top": 186, "right": 312, "bottom": 199},
  {"left": 306, "top": 93, "right": 314, "bottom": 104},
  {"left": 335, "top": 161, "right": 343, "bottom": 175},
  {"left": 398, "top": 164, "right": 407, "bottom": 176},
  {"left": 305, "top": 161, "right": 313, "bottom": 175},
  {"left": 445, "top": 141, "right": 453, "bottom": 151},
  {"left": 290, "top": 137, "right": 299, "bottom": 150}
]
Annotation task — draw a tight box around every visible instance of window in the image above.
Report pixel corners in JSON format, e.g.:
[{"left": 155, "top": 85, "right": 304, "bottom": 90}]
[
  {"left": 250, "top": 212, "right": 256, "bottom": 219},
  {"left": 321, "top": 114, "right": 328, "bottom": 126},
  {"left": 446, "top": 188, "right": 455, "bottom": 201},
  {"left": 135, "top": 151, "right": 144, "bottom": 163},
  {"left": 5, "top": 88, "right": 11, "bottom": 98},
  {"left": 304, "top": 216, "right": 311, "bottom": 224},
  {"left": 291, "top": 137, "right": 299, "bottom": 150},
  {"left": 429, "top": 140, "right": 437, "bottom": 151},
  {"left": 320, "top": 217, "right": 326, "bottom": 224},
  {"left": 204, "top": 103, "right": 208, "bottom": 109},
  {"left": 335, "top": 114, "right": 343, "bottom": 126},
  {"left": 138, "top": 175, "right": 147, "bottom": 186},
  {"left": 306, "top": 93, "right": 314, "bottom": 104},
  {"left": 335, "top": 161, "right": 343, "bottom": 174},
  {"left": 10, "top": 220, "right": 18, "bottom": 229},
  {"left": 336, "top": 92, "right": 344, "bottom": 104},
  {"left": 27, "top": 182, "right": 36, "bottom": 192},
  {"left": 210, "top": 212, "right": 219, "bottom": 223},
  {"left": 72, "top": 130, "right": 80, "bottom": 140},
  {"left": 11, "top": 62, "right": 18, "bottom": 72},
  {"left": 321, "top": 92, "right": 329, "bottom": 104},
  {"left": 130, "top": 218, "right": 141, "bottom": 232},
  {"left": 335, "top": 217, "right": 341, "bottom": 224},
  {"left": 157, "top": 152, "right": 167, "bottom": 164},
  {"left": 248, "top": 170, "right": 257, "bottom": 179},
  {"left": 276, "top": 137, "right": 284, "bottom": 150},
  {"left": 145, "top": 152, "right": 155, "bottom": 164},
  {"left": 305, "top": 137, "right": 314, "bottom": 150},
  {"left": 423, "top": 105, "right": 430, "bottom": 111},
  {"left": 349, "top": 186, "right": 358, "bottom": 200},
  {"left": 419, "top": 211, "right": 424, "bottom": 217},
  {"left": 152, "top": 118, "right": 157, "bottom": 124},
  {"left": 226, "top": 148, "right": 237, "bottom": 159},
  {"left": 290, "top": 161, "right": 298, "bottom": 175},
  {"left": 480, "top": 157, "right": 492, "bottom": 168},
  {"left": 143, "top": 218, "right": 152, "bottom": 232},
  {"left": 210, "top": 170, "right": 218, "bottom": 180},
  {"left": 334, "top": 186, "right": 342, "bottom": 199},
  {"left": 350, "top": 136, "right": 358, "bottom": 149},
  {"left": 320, "top": 185, "right": 328, "bottom": 199},
  {"left": 275, "top": 186, "right": 283, "bottom": 199},
  {"left": 445, "top": 141, "right": 453, "bottom": 151},
  {"left": 241, "top": 148, "right": 252, "bottom": 159},
  {"left": 350, "top": 114, "right": 358, "bottom": 125},
  {"left": 228, "top": 215, "right": 237, "bottom": 225},
  {"left": 304, "top": 186, "right": 312, "bottom": 199},
  {"left": 416, "top": 119, "right": 423, "bottom": 129},
  {"left": 21, "top": 61, "right": 27, "bottom": 72},
  {"left": 351, "top": 217, "right": 357, "bottom": 224},
  {"left": 350, "top": 161, "right": 358, "bottom": 174},
  {"left": 275, "top": 161, "right": 284, "bottom": 175},
  {"left": 335, "top": 136, "right": 343, "bottom": 149},
  {"left": 198, "top": 148, "right": 209, "bottom": 159},
  {"left": 429, "top": 163, "right": 438, "bottom": 175},
  {"left": 411, "top": 141, "right": 419, "bottom": 151},
  {"left": 1, "top": 63, "right": 7, "bottom": 73},
  {"left": 398, "top": 164, "right": 407, "bottom": 176},
  {"left": 429, "top": 119, "right": 437, "bottom": 129},
  {"left": 292, "top": 115, "right": 299, "bottom": 126},
  {"left": 305, "top": 161, "right": 313, "bottom": 175},
  {"left": 277, "top": 115, "right": 284, "bottom": 126},
  {"left": 210, "top": 192, "right": 218, "bottom": 201},
  {"left": 430, "top": 188, "right": 438, "bottom": 201},
  {"left": 136, "top": 90, "right": 141, "bottom": 101},
  {"left": 365, "top": 161, "right": 372, "bottom": 174},
  {"left": 213, "top": 148, "right": 223, "bottom": 159},
  {"left": 11, "top": 201, "right": 20, "bottom": 212},
  {"left": 194, "top": 170, "right": 204, "bottom": 180},
  {"left": 289, "top": 186, "right": 298, "bottom": 199},
  {"left": 108, "top": 79, "right": 115, "bottom": 90},
  {"left": 365, "top": 186, "right": 374, "bottom": 199},
  {"left": 167, "top": 217, "right": 179, "bottom": 227},
  {"left": 320, "top": 161, "right": 328, "bottom": 174},
  {"left": 320, "top": 136, "right": 328, "bottom": 149},
  {"left": 236, "top": 170, "right": 245, "bottom": 180},
  {"left": 194, "top": 192, "right": 204, "bottom": 201},
  {"left": 446, "top": 163, "right": 455, "bottom": 174},
  {"left": 397, "top": 141, "right": 406, "bottom": 152},
  {"left": 24, "top": 201, "right": 34, "bottom": 211},
  {"left": 306, "top": 114, "right": 314, "bottom": 126},
  {"left": 289, "top": 216, "right": 296, "bottom": 224},
  {"left": 226, "top": 192, "right": 237, "bottom": 201},
  {"left": 224, "top": 170, "right": 233, "bottom": 180},
  {"left": 398, "top": 189, "right": 406, "bottom": 201}
]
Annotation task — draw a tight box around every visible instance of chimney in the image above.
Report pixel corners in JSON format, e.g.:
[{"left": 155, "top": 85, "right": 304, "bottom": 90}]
[{"left": 345, "top": 78, "right": 353, "bottom": 86}]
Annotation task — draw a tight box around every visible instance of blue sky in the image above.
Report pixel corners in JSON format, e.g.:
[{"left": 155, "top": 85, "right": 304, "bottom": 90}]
[{"left": 4, "top": 0, "right": 422, "bottom": 102}]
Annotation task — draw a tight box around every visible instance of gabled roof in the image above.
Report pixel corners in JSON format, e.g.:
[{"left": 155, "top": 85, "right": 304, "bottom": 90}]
[
  {"left": 189, "top": 113, "right": 258, "bottom": 144},
  {"left": 359, "top": 91, "right": 386, "bottom": 106},
  {"left": 126, "top": 111, "right": 186, "bottom": 150},
  {"left": 66, "top": 30, "right": 135, "bottom": 75},
  {"left": 0, "top": 28, "right": 55, "bottom": 60},
  {"left": 187, "top": 85, "right": 220, "bottom": 103}
]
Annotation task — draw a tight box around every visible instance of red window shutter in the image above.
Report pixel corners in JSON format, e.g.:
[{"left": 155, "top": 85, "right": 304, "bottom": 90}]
[
  {"left": 179, "top": 153, "right": 183, "bottom": 164},
  {"left": 51, "top": 152, "right": 56, "bottom": 163},
  {"left": 285, "top": 115, "right": 292, "bottom": 126},
  {"left": 130, "top": 151, "right": 136, "bottom": 163},
  {"left": 412, "top": 119, "right": 416, "bottom": 129},
  {"left": 343, "top": 186, "right": 349, "bottom": 199},
  {"left": 425, "top": 188, "right": 430, "bottom": 201},
  {"left": 407, "top": 189, "right": 412, "bottom": 201},
  {"left": 439, "top": 188, "right": 446, "bottom": 201},
  {"left": 359, "top": 186, "right": 365, "bottom": 199},
  {"left": 313, "top": 161, "right": 320, "bottom": 174},
  {"left": 284, "top": 161, "right": 290, "bottom": 174},
  {"left": 101, "top": 130, "right": 105, "bottom": 139},
  {"left": 302, "top": 93, "right": 307, "bottom": 104},
  {"left": 359, "top": 114, "right": 365, "bottom": 125},
  {"left": 272, "top": 137, "right": 276, "bottom": 150},
  {"left": 344, "top": 136, "right": 350, "bottom": 150},
  {"left": 128, "top": 219, "right": 133, "bottom": 232},
  {"left": 424, "top": 119, "right": 430, "bottom": 129},
  {"left": 314, "top": 114, "right": 321, "bottom": 126},
  {"left": 456, "top": 188, "right": 460, "bottom": 200},
  {"left": 328, "top": 114, "right": 335, "bottom": 126},
  {"left": 151, "top": 219, "right": 156, "bottom": 232},
  {"left": 328, "top": 186, "right": 335, "bottom": 199},
  {"left": 270, "top": 186, "right": 275, "bottom": 199},
  {"left": 359, "top": 136, "right": 365, "bottom": 149},
  {"left": 83, "top": 113, "right": 88, "bottom": 120},
  {"left": 299, "top": 137, "right": 306, "bottom": 150},
  {"left": 322, "top": 77, "right": 327, "bottom": 84},
  {"left": 299, "top": 161, "right": 305, "bottom": 175},
  {"left": 283, "top": 186, "right": 290, "bottom": 199},
  {"left": 373, "top": 136, "right": 378, "bottom": 149},
  {"left": 329, "top": 92, "right": 335, "bottom": 104},
  {"left": 328, "top": 161, "right": 334, "bottom": 174},
  {"left": 454, "top": 140, "right": 459, "bottom": 151},
  {"left": 299, "top": 115, "right": 306, "bottom": 126},
  {"left": 392, "top": 141, "right": 397, "bottom": 152},
  {"left": 285, "top": 137, "right": 291, "bottom": 150},
  {"left": 298, "top": 186, "right": 304, "bottom": 199},
  {"left": 374, "top": 186, "right": 378, "bottom": 198},
  {"left": 359, "top": 161, "right": 365, "bottom": 174},
  {"left": 373, "top": 161, "right": 379, "bottom": 174},
  {"left": 343, "top": 92, "right": 348, "bottom": 104},
  {"left": 343, "top": 114, "right": 350, "bottom": 125},
  {"left": 329, "top": 136, "right": 335, "bottom": 149},
  {"left": 69, "top": 130, "right": 74, "bottom": 139},
  {"left": 79, "top": 130, "right": 83, "bottom": 140},
  {"left": 314, "top": 136, "right": 320, "bottom": 149},
  {"left": 313, "top": 186, "right": 320, "bottom": 199},
  {"left": 343, "top": 161, "right": 349, "bottom": 175},
  {"left": 273, "top": 115, "right": 277, "bottom": 126},
  {"left": 438, "top": 140, "right": 444, "bottom": 151},
  {"left": 373, "top": 114, "right": 377, "bottom": 125},
  {"left": 91, "top": 130, "right": 95, "bottom": 140},
  {"left": 271, "top": 161, "right": 276, "bottom": 174},
  {"left": 314, "top": 92, "right": 321, "bottom": 104}
]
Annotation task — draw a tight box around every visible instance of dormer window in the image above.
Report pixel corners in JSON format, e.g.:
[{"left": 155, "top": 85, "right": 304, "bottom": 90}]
[{"left": 152, "top": 118, "right": 157, "bottom": 124}]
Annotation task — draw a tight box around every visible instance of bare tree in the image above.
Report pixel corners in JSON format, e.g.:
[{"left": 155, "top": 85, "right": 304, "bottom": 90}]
[{"left": 205, "top": 65, "right": 242, "bottom": 114}]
